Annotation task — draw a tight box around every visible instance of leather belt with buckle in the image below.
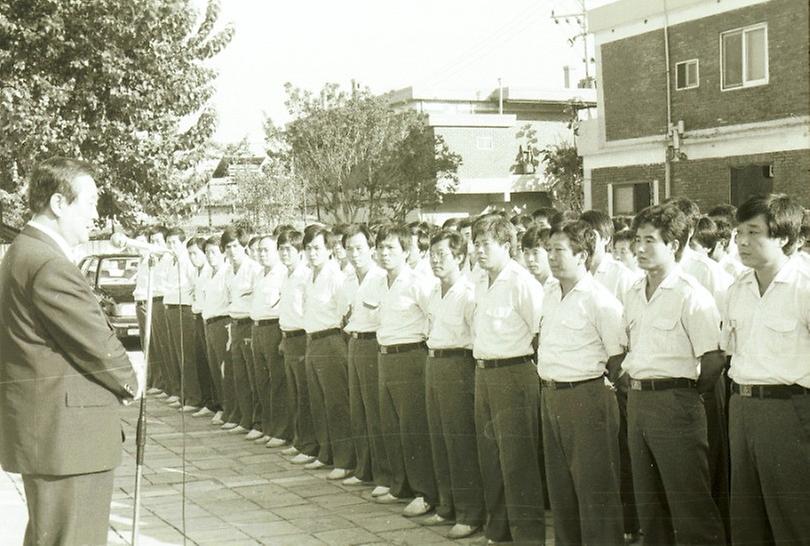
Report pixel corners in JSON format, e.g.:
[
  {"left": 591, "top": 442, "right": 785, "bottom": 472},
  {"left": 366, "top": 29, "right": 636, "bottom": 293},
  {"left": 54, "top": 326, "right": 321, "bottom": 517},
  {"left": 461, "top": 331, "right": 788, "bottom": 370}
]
[
  {"left": 629, "top": 377, "right": 696, "bottom": 391},
  {"left": 379, "top": 342, "right": 426, "bottom": 355},
  {"left": 205, "top": 315, "right": 228, "bottom": 325},
  {"left": 253, "top": 318, "right": 279, "bottom": 327},
  {"left": 541, "top": 376, "right": 603, "bottom": 390},
  {"left": 732, "top": 382, "right": 810, "bottom": 399},
  {"left": 475, "top": 355, "right": 533, "bottom": 369},
  {"left": 427, "top": 348, "right": 473, "bottom": 359},
  {"left": 281, "top": 329, "right": 306, "bottom": 339},
  {"left": 307, "top": 327, "right": 341, "bottom": 341},
  {"left": 231, "top": 317, "right": 252, "bottom": 326},
  {"left": 165, "top": 303, "right": 191, "bottom": 309},
  {"left": 350, "top": 331, "right": 377, "bottom": 340}
]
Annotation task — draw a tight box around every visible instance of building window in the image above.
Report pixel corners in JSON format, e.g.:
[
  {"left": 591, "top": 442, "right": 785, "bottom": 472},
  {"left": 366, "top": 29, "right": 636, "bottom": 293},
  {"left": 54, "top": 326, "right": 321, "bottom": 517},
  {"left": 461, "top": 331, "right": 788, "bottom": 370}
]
[
  {"left": 730, "top": 164, "right": 773, "bottom": 207},
  {"left": 721, "top": 23, "right": 768, "bottom": 90},
  {"left": 675, "top": 59, "right": 699, "bottom": 90},
  {"left": 476, "top": 135, "right": 493, "bottom": 150},
  {"left": 609, "top": 182, "right": 653, "bottom": 216}
]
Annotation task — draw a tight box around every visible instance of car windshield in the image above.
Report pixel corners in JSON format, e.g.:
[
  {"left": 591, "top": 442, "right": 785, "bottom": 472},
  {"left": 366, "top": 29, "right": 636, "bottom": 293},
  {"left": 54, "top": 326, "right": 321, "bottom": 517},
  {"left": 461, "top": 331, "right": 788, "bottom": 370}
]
[{"left": 98, "top": 257, "right": 139, "bottom": 286}]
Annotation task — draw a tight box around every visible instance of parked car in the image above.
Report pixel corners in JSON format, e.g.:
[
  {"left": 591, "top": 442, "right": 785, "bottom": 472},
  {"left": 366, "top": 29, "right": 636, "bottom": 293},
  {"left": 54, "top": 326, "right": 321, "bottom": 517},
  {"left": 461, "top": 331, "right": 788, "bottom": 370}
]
[{"left": 78, "top": 253, "right": 140, "bottom": 339}]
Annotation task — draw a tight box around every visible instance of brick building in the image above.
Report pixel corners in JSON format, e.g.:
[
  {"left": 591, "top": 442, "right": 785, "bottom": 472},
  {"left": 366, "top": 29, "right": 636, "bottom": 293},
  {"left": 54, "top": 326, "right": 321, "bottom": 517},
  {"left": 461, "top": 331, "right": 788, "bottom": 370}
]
[
  {"left": 578, "top": 0, "right": 810, "bottom": 215},
  {"left": 387, "top": 85, "right": 596, "bottom": 223}
]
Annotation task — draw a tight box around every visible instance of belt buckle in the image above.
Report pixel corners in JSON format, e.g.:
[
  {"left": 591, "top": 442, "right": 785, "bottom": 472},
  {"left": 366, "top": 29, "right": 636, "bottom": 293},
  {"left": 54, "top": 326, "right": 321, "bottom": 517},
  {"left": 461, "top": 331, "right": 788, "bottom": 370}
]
[
  {"left": 739, "top": 384, "right": 753, "bottom": 397},
  {"left": 380, "top": 346, "right": 389, "bottom": 355},
  {"left": 546, "top": 380, "right": 556, "bottom": 390},
  {"left": 351, "top": 332, "right": 359, "bottom": 339},
  {"left": 475, "top": 359, "right": 485, "bottom": 369},
  {"left": 428, "top": 349, "right": 436, "bottom": 357},
  {"left": 630, "top": 379, "right": 642, "bottom": 391}
]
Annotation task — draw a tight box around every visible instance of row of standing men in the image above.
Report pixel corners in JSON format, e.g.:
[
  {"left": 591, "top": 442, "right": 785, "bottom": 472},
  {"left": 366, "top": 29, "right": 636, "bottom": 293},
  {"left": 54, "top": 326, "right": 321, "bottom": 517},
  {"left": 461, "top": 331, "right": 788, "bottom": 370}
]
[{"left": 134, "top": 193, "right": 810, "bottom": 546}]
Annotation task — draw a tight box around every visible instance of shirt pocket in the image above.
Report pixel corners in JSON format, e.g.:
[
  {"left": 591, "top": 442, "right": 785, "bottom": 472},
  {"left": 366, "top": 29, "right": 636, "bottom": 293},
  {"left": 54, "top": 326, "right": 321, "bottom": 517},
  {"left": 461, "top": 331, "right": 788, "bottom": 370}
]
[
  {"left": 485, "top": 305, "right": 513, "bottom": 334},
  {"left": 559, "top": 316, "right": 590, "bottom": 350},
  {"left": 648, "top": 315, "right": 688, "bottom": 355},
  {"left": 762, "top": 315, "right": 798, "bottom": 355}
]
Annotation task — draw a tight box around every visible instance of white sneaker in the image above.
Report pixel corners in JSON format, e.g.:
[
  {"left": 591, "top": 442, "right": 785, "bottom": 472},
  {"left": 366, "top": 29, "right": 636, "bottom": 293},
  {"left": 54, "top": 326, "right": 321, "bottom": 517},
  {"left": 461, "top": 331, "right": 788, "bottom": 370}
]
[
  {"left": 326, "top": 468, "right": 351, "bottom": 481},
  {"left": 371, "top": 485, "right": 390, "bottom": 497},
  {"left": 167, "top": 401, "right": 182, "bottom": 409},
  {"left": 165, "top": 395, "right": 180, "bottom": 403},
  {"left": 154, "top": 391, "right": 169, "bottom": 399},
  {"left": 228, "top": 425, "right": 248, "bottom": 434},
  {"left": 281, "top": 446, "right": 299, "bottom": 456},
  {"left": 266, "top": 437, "right": 287, "bottom": 448},
  {"left": 253, "top": 435, "right": 270, "bottom": 444},
  {"left": 179, "top": 405, "right": 199, "bottom": 413},
  {"left": 192, "top": 407, "right": 214, "bottom": 418},
  {"left": 220, "top": 421, "right": 238, "bottom": 430},
  {"left": 304, "top": 459, "right": 326, "bottom": 470},
  {"left": 374, "top": 492, "right": 404, "bottom": 504},
  {"left": 146, "top": 387, "right": 163, "bottom": 395},
  {"left": 341, "top": 476, "right": 366, "bottom": 486},
  {"left": 403, "top": 496, "right": 433, "bottom": 517},
  {"left": 290, "top": 453, "right": 315, "bottom": 465},
  {"left": 211, "top": 411, "right": 224, "bottom": 425},
  {"left": 244, "top": 429, "right": 264, "bottom": 440}
]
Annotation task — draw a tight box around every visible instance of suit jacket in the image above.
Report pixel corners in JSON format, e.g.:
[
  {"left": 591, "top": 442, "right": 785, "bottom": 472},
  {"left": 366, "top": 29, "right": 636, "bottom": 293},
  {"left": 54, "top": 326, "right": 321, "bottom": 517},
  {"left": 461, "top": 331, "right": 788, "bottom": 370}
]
[{"left": 0, "top": 225, "right": 137, "bottom": 475}]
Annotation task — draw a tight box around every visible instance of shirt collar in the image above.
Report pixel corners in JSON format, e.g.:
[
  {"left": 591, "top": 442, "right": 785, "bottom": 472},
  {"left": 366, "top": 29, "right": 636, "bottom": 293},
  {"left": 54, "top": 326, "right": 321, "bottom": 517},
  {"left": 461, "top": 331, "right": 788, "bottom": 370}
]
[{"left": 27, "top": 220, "right": 75, "bottom": 262}]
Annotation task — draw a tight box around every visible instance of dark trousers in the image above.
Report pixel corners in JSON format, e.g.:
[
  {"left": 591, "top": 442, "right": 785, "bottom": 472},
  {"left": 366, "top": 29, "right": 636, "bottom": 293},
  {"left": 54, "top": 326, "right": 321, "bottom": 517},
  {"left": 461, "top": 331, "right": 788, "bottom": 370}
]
[
  {"left": 193, "top": 314, "right": 216, "bottom": 410},
  {"left": 203, "top": 317, "right": 227, "bottom": 411},
  {"left": 136, "top": 301, "right": 163, "bottom": 391},
  {"left": 165, "top": 305, "right": 202, "bottom": 407},
  {"left": 306, "top": 334, "right": 355, "bottom": 469},
  {"left": 542, "top": 378, "right": 623, "bottom": 546},
  {"left": 475, "top": 362, "right": 545, "bottom": 544},
  {"left": 283, "top": 333, "right": 318, "bottom": 456},
  {"left": 425, "top": 352, "right": 485, "bottom": 526},
  {"left": 254, "top": 322, "right": 293, "bottom": 440},
  {"left": 348, "top": 336, "right": 390, "bottom": 485},
  {"left": 250, "top": 324, "right": 272, "bottom": 435},
  {"left": 22, "top": 469, "right": 115, "bottom": 546},
  {"left": 628, "top": 388, "right": 726, "bottom": 546},
  {"left": 151, "top": 300, "right": 177, "bottom": 395},
  {"left": 379, "top": 347, "right": 437, "bottom": 503},
  {"left": 230, "top": 320, "right": 256, "bottom": 429},
  {"left": 705, "top": 373, "right": 731, "bottom": 542},
  {"left": 615, "top": 375, "right": 640, "bottom": 535},
  {"left": 729, "top": 393, "right": 810, "bottom": 545}
]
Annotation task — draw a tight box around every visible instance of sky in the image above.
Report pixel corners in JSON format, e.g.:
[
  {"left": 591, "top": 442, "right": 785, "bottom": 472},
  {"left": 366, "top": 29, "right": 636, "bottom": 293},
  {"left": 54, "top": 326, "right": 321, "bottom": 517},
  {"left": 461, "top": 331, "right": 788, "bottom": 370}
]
[{"left": 195, "top": 0, "right": 615, "bottom": 145}]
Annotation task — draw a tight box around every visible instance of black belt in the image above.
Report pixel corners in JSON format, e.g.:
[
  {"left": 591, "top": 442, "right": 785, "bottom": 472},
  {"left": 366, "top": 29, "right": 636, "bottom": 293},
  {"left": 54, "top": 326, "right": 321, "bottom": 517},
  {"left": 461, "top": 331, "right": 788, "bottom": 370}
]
[
  {"left": 379, "top": 341, "right": 426, "bottom": 355},
  {"left": 629, "top": 377, "right": 696, "bottom": 391},
  {"left": 281, "top": 329, "right": 306, "bottom": 339},
  {"left": 541, "top": 376, "right": 603, "bottom": 390},
  {"left": 254, "top": 318, "right": 279, "bottom": 327},
  {"left": 428, "top": 348, "right": 473, "bottom": 359},
  {"left": 231, "top": 317, "right": 252, "bottom": 326},
  {"left": 165, "top": 303, "right": 191, "bottom": 309},
  {"left": 732, "top": 382, "right": 810, "bottom": 399},
  {"left": 349, "top": 331, "right": 377, "bottom": 340},
  {"left": 307, "top": 327, "right": 341, "bottom": 341},
  {"left": 475, "top": 355, "right": 533, "bottom": 369},
  {"left": 205, "top": 315, "right": 228, "bottom": 325},
  {"left": 151, "top": 296, "right": 163, "bottom": 302}
]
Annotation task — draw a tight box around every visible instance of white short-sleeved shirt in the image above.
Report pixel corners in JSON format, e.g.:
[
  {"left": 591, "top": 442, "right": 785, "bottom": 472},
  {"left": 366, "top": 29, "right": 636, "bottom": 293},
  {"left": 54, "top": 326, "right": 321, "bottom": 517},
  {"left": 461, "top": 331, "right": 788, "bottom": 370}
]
[
  {"left": 622, "top": 267, "right": 721, "bottom": 380},
  {"left": 473, "top": 260, "right": 544, "bottom": 360},
  {"left": 250, "top": 263, "right": 287, "bottom": 321},
  {"left": 163, "top": 252, "right": 197, "bottom": 306},
  {"left": 303, "top": 260, "right": 345, "bottom": 333},
  {"left": 427, "top": 276, "right": 475, "bottom": 350},
  {"left": 722, "top": 256, "right": 810, "bottom": 388},
  {"left": 538, "top": 274, "right": 626, "bottom": 382},
  {"left": 151, "top": 253, "right": 173, "bottom": 298},
  {"left": 279, "top": 262, "right": 310, "bottom": 332},
  {"left": 191, "top": 265, "right": 210, "bottom": 314},
  {"left": 343, "top": 265, "right": 387, "bottom": 333},
  {"left": 133, "top": 258, "right": 151, "bottom": 302},
  {"left": 377, "top": 267, "right": 432, "bottom": 346},
  {"left": 719, "top": 254, "right": 748, "bottom": 279},
  {"left": 594, "top": 254, "right": 638, "bottom": 304},
  {"left": 201, "top": 263, "right": 232, "bottom": 320},
  {"left": 226, "top": 258, "right": 263, "bottom": 319},
  {"left": 681, "top": 246, "right": 733, "bottom": 309}
]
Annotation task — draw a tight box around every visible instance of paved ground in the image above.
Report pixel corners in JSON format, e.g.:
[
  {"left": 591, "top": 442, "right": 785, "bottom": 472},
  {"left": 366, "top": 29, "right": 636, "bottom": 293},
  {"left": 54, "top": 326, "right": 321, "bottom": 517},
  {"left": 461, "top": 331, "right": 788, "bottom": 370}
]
[{"left": 0, "top": 345, "right": 554, "bottom": 545}]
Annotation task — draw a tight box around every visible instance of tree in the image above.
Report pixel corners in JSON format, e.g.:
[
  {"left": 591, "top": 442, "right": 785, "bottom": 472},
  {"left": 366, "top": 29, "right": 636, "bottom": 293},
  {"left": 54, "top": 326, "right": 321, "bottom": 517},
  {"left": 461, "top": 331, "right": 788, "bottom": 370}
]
[
  {"left": 540, "top": 142, "right": 584, "bottom": 213},
  {"left": 0, "top": 0, "right": 233, "bottom": 227},
  {"left": 275, "top": 82, "right": 461, "bottom": 223}
]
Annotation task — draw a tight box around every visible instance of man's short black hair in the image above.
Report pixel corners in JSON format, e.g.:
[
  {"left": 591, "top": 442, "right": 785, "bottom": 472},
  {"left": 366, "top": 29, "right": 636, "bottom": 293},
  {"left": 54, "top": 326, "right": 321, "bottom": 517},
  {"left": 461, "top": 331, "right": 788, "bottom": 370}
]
[
  {"left": 342, "top": 224, "right": 373, "bottom": 248},
  {"left": 521, "top": 225, "right": 551, "bottom": 251},
  {"left": 442, "top": 217, "right": 460, "bottom": 230},
  {"left": 375, "top": 224, "right": 411, "bottom": 251},
  {"left": 472, "top": 215, "right": 517, "bottom": 256},
  {"left": 167, "top": 226, "right": 186, "bottom": 241},
  {"left": 186, "top": 236, "right": 206, "bottom": 251},
  {"left": 429, "top": 229, "right": 467, "bottom": 261},
  {"left": 707, "top": 204, "right": 737, "bottom": 225},
  {"left": 148, "top": 225, "right": 168, "bottom": 240},
  {"left": 410, "top": 226, "right": 430, "bottom": 252},
  {"left": 532, "top": 206, "right": 559, "bottom": 223},
  {"left": 736, "top": 193, "right": 803, "bottom": 255},
  {"left": 579, "top": 209, "right": 614, "bottom": 241},
  {"left": 550, "top": 220, "right": 598, "bottom": 270},
  {"left": 28, "top": 157, "right": 96, "bottom": 214},
  {"left": 692, "top": 216, "right": 719, "bottom": 251},
  {"left": 221, "top": 226, "right": 250, "bottom": 249},
  {"left": 204, "top": 235, "right": 221, "bottom": 251},
  {"left": 277, "top": 228, "right": 303, "bottom": 251},
  {"left": 633, "top": 204, "right": 690, "bottom": 261},
  {"left": 302, "top": 225, "right": 330, "bottom": 248},
  {"left": 665, "top": 197, "right": 701, "bottom": 235}
]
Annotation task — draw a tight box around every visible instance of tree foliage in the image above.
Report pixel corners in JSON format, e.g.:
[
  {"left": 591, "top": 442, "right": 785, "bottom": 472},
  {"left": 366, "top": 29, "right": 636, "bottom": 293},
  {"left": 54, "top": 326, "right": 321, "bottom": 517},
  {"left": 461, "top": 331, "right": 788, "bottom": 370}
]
[
  {"left": 540, "top": 141, "right": 583, "bottom": 213},
  {"left": 273, "top": 82, "right": 462, "bottom": 223},
  {"left": 0, "top": 0, "right": 233, "bottom": 227}
]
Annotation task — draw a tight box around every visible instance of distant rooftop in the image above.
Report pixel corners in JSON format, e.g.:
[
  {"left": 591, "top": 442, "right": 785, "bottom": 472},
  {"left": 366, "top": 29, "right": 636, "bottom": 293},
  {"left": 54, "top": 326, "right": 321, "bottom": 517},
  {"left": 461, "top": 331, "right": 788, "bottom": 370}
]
[
  {"left": 386, "top": 85, "right": 596, "bottom": 106},
  {"left": 587, "top": 0, "right": 762, "bottom": 34}
]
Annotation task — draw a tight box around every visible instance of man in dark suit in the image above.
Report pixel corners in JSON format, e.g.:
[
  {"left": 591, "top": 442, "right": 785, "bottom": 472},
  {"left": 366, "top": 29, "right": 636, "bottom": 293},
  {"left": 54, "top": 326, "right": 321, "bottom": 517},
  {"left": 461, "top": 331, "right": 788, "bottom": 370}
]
[{"left": 0, "top": 157, "right": 138, "bottom": 546}]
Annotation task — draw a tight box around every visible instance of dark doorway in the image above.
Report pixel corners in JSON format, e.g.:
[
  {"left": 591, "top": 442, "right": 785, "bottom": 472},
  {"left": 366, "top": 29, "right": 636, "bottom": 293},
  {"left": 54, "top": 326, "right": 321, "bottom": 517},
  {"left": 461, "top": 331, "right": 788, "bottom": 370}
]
[{"left": 730, "top": 165, "right": 773, "bottom": 207}]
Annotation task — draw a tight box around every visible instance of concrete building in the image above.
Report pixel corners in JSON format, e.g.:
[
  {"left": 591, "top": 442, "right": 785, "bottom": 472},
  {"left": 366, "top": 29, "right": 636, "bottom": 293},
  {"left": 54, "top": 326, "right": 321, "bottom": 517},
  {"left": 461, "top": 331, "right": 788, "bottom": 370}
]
[
  {"left": 387, "top": 85, "right": 596, "bottom": 224},
  {"left": 579, "top": 0, "right": 810, "bottom": 215}
]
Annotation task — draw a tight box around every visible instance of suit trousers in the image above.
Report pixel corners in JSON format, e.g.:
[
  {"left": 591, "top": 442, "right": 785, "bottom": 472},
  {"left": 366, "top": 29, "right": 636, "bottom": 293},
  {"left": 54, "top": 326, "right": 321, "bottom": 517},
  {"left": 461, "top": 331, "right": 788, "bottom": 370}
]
[
  {"left": 193, "top": 314, "right": 216, "bottom": 410},
  {"left": 628, "top": 388, "right": 726, "bottom": 546},
  {"left": 541, "top": 378, "right": 623, "bottom": 546},
  {"left": 221, "top": 327, "right": 240, "bottom": 425},
  {"left": 475, "top": 362, "right": 545, "bottom": 545},
  {"left": 230, "top": 320, "right": 257, "bottom": 429},
  {"left": 615, "top": 374, "right": 639, "bottom": 535},
  {"left": 151, "top": 300, "right": 178, "bottom": 395},
  {"left": 250, "top": 324, "right": 272, "bottom": 435},
  {"left": 425, "top": 352, "right": 485, "bottom": 526},
  {"left": 22, "top": 469, "right": 114, "bottom": 546},
  {"left": 165, "top": 305, "right": 202, "bottom": 407},
  {"left": 203, "top": 317, "right": 227, "bottom": 411},
  {"left": 347, "top": 336, "right": 391, "bottom": 485},
  {"left": 306, "top": 334, "right": 355, "bottom": 469},
  {"left": 136, "top": 301, "right": 163, "bottom": 391},
  {"left": 283, "top": 333, "right": 318, "bottom": 456},
  {"left": 378, "top": 347, "right": 437, "bottom": 503},
  {"left": 729, "top": 393, "right": 810, "bottom": 545},
  {"left": 253, "top": 322, "right": 293, "bottom": 441},
  {"left": 705, "top": 372, "right": 731, "bottom": 541}
]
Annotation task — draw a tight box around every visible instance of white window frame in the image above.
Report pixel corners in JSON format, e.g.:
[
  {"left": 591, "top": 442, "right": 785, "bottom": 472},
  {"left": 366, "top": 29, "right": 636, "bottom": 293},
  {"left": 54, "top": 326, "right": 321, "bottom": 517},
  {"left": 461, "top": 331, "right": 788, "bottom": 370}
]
[
  {"left": 720, "top": 22, "right": 769, "bottom": 91},
  {"left": 675, "top": 59, "right": 700, "bottom": 90},
  {"left": 607, "top": 180, "right": 659, "bottom": 217}
]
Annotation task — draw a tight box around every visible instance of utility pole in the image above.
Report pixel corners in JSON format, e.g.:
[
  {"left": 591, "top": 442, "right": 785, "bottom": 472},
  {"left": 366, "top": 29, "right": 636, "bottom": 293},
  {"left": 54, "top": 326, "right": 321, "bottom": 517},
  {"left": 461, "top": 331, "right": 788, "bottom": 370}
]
[{"left": 551, "top": 0, "right": 594, "bottom": 90}]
